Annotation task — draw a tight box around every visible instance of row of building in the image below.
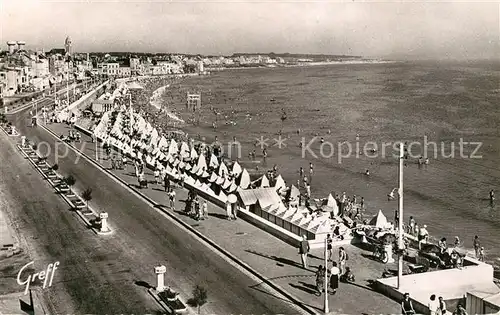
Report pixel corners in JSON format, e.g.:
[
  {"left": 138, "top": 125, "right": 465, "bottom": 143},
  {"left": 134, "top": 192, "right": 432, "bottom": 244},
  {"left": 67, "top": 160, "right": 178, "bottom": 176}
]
[
  {"left": 0, "top": 37, "right": 82, "bottom": 97},
  {"left": 0, "top": 36, "right": 303, "bottom": 98}
]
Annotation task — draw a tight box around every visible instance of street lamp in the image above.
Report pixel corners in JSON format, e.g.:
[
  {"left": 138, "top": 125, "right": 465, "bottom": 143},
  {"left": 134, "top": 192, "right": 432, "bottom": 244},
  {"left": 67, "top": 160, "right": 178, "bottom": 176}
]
[
  {"left": 324, "top": 237, "right": 329, "bottom": 313},
  {"left": 397, "top": 142, "right": 404, "bottom": 289}
]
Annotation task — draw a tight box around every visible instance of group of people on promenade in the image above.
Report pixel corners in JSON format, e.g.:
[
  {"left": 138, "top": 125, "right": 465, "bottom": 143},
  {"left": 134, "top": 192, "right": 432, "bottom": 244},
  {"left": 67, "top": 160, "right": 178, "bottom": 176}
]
[
  {"left": 402, "top": 292, "right": 469, "bottom": 315},
  {"left": 297, "top": 234, "right": 354, "bottom": 296},
  {"left": 408, "top": 213, "right": 486, "bottom": 263}
]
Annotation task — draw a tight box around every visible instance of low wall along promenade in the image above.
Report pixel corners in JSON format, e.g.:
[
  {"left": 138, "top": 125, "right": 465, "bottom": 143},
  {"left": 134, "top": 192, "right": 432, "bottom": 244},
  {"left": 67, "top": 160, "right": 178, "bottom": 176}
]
[{"left": 376, "top": 256, "right": 500, "bottom": 314}]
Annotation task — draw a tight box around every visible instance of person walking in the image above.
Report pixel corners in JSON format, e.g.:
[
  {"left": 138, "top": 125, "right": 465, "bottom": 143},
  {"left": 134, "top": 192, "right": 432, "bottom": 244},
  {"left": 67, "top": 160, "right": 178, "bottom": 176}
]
[
  {"left": 315, "top": 265, "right": 325, "bottom": 296},
  {"left": 339, "top": 247, "right": 348, "bottom": 275},
  {"left": 168, "top": 189, "right": 176, "bottom": 208},
  {"left": 428, "top": 294, "right": 440, "bottom": 315},
  {"left": 479, "top": 247, "right": 485, "bottom": 262},
  {"left": 231, "top": 203, "right": 238, "bottom": 220},
  {"left": 309, "top": 162, "right": 314, "bottom": 182},
  {"left": 473, "top": 235, "right": 481, "bottom": 258},
  {"left": 202, "top": 200, "right": 208, "bottom": 220},
  {"left": 163, "top": 173, "right": 170, "bottom": 192},
  {"left": 226, "top": 201, "right": 232, "bottom": 220},
  {"left": 329, "top": 262, "right": 340, "bottom": 295},
  {"left": 453, "top": 304, "right": 468, "bottom": 315},
  {"left": 438, "top": 296, "right": 447, "bottom": 315},
  {"left": 401, "top": 293, "right": 416, "bottom": 315},
  {"left": 154, "top": 169, "right": 160, "bottom": 185},
  {"left": 299, "top": 235, "right": 310, "bottom": 269},
  {"left": 326, "top": 234, "right": 333, "bottom": 261},
  {"left": 305, "top": 183, "right": 311, "bottom": 198}
]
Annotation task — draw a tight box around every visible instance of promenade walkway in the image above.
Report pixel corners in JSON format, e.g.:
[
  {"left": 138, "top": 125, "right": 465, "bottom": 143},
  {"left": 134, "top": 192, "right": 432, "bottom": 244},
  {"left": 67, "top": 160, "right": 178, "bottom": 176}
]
[{"left": 44, "top": 121, "right": 401, "bottom": 314}]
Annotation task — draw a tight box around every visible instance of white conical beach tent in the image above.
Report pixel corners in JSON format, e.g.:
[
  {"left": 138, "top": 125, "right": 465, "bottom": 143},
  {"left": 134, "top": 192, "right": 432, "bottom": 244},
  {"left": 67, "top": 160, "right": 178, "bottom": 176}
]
[
  {"left": 208, "top": 172, "right": 218, "bottom": 183},
  {"left": 289, "top": 185, "right": 300, "bottom": 200},
  {"left": 158, "top": 136, "right": 168, "bottom": 149},
  {"left": 260, "top": 174, "right": 270, "bottom": 188},
  {"left": 218, "top": 162, "right": 229, "bottom": 177},
  {"left": 238, "top": 169, "right": 251, "bottom": 189},
  {"left": 232, "top": 161, "right": 242, "bottom": 176},
  {"left": 180, "top": 142, "right": 190, "bottom": 158},
  {"left": 324, "top": 194, "right": 340, "bottom": 217},
  {"left": 168, "top": 139, "right": 178, "bottom": 155},
  {"left": 209, "top": 154, "right": 219, "bottom": 168},
  {"left": 369, "top": 210, "right": 389, "bottom": 229},
  {"left": 197, "top": 154, "right": 207, "bottom": 171},
  {"left": 190, "top": 147, "right": 198, "bottom": 159},
  {"left": 274, "top": 175, "right": 286, "bottom": 192}
]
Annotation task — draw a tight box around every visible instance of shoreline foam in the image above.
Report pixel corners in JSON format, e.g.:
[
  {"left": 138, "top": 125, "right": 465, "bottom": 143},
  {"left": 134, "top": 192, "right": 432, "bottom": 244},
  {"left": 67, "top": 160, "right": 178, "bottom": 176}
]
[{"left": 149, "top": 84, "right": 185, "bottom": 123}]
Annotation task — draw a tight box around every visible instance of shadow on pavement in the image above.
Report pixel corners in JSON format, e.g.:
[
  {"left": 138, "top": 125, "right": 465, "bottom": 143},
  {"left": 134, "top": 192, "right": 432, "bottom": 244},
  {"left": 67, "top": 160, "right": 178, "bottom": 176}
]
[
  {"left": 245, "top": 249, "right": 309, "bottom": 270},
  {"left": 208, "top": 212, "right": 229, "bottom": 220},
  {"left": 298, "top": 281, "right": 318, "bottom": 292},
  {"left": 289, "top": 282, "right": 317, "bottom": 295},
  {"left": 249, "top": 282, "right": 322, "bottom": 313},
  {"left": 134, "top": 280, "right": 153, "bottom": 289},
  {"left": 360, "top": 252, "right": 381, "bottom": 263}
]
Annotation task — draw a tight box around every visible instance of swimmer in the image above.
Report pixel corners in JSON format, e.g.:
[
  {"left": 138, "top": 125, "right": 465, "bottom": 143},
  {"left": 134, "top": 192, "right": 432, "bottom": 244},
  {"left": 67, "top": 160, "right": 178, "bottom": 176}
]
[
  {"left": 388, "top": 188, "right": 397, "bottom": 201},
  {"left": 490, "top": 189, "right": 495, "bottom": 202},
  {"left": 365, "top": 170, "right": 370, "bottom": 176},
  {"left": 320, "top": 137, "right": 325, "bottom": 144},
  {"left": 356, "top": 133, "right": 360, "bottom": 141}
]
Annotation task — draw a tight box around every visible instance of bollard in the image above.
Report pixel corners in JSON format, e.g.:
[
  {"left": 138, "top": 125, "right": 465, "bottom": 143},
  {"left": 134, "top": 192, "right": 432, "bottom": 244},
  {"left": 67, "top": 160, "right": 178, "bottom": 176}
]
[
  {"left": 154, "top": 265, "right": 167, "bottom": 293},
  {"left": 99, "top": 212, "right": 109, "bottom": 232}
]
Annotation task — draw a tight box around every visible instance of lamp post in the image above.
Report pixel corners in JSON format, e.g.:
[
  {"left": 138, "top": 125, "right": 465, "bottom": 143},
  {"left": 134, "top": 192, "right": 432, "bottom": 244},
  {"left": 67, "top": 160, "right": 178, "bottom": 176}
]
[
  {"left": 324, "top": 237, "right": 329, "bottom": 313},
  {"left": 95, "top": 134, "right": 98, "bottom": 161},
  {"left": 397, "top": 142, "right": 404, "bottom": 289},
  {"left": 66, "top": 63, "right": 69, "bottom": 104}
]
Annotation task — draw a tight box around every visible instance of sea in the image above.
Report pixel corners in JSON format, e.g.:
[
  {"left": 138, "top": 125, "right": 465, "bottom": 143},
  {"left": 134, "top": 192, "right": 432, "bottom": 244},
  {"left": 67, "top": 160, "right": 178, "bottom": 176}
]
[{"left": 160, "top": 61, "right": 500, "bottom": 270}]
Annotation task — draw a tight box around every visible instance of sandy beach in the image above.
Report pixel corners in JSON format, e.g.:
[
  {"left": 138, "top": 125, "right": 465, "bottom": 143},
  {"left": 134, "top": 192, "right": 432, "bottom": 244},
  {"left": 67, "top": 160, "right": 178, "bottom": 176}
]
[{"left": 150, "top": 61, "right": 500, "bottom": 271}]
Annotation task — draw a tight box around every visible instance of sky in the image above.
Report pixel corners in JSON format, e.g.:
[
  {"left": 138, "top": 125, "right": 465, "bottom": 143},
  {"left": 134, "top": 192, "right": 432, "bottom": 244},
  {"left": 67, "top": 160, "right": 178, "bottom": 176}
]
[{"left": 0, "top": 0, "right": 499, "bottom": 60}]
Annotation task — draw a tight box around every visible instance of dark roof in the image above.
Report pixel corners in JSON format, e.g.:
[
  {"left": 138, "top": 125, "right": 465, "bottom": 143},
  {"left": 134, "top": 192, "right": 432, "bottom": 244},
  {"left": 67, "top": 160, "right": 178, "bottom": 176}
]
[{"left": 48, "top": 48, "right": 66, "bottom": 55}]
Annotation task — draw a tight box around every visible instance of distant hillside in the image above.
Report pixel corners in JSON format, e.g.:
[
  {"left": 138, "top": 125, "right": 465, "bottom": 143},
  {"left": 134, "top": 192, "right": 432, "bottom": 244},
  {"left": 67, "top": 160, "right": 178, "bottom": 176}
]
[{"left": 231, "top": 53, "right": 363, "bottom": 59}]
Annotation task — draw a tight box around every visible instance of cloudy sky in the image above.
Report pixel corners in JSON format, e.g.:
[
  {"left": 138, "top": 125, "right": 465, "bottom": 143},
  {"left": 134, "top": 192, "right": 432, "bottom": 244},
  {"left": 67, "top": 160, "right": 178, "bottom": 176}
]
[{"left": 1, "top": 0, "right": 498, "bottom": 59}]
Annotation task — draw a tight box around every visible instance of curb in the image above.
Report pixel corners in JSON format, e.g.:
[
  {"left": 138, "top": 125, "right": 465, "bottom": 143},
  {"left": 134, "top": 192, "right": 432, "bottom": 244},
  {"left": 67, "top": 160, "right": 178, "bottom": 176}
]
[
  {"left": 42, "top": 123, "right": 317, "bottom": 315},
  {"left": 147, "top": 288, "right": 192, "bottom": 315},
  {"left": 15, "top": 140, "right": 112, "bottom": 236},
  {"left": 0, "top": 124, "right": 20, "bottom": 137}
]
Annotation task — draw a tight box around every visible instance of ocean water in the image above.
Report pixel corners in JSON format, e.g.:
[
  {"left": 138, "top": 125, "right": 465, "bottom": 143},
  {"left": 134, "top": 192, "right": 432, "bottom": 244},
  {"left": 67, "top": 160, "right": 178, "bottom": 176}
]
[{"left": 161, "top": 61, "right": 500, "bottom": 268}]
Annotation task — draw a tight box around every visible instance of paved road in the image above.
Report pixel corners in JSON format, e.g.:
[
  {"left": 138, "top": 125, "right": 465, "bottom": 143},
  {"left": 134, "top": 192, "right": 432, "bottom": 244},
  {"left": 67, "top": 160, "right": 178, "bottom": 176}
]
[{"left": 5, "top": 103, "right": 303, "bottom": 313}]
